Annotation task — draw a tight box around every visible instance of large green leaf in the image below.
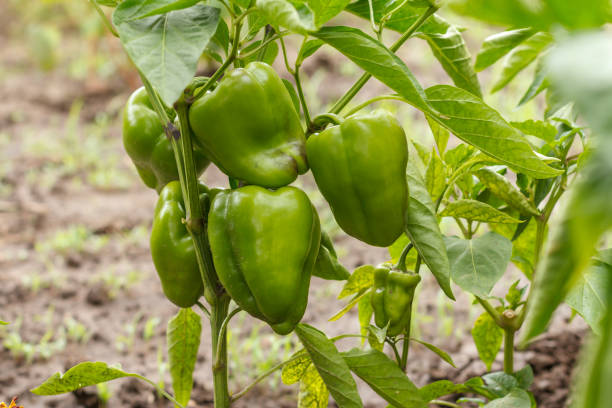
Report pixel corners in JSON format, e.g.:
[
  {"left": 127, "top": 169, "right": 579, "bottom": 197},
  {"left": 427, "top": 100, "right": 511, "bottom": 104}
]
[
  {"left": 113, "top": 0, "right": 201, "bottom": 22},
  {"left": 425, "top": 85, "right": 561, "bottom": 179},
  {"left": 342, "top": 348, "right": 426, "bottom": 408},
  {"left": 31, "top": 362, "right": 139, "bottom": 395},
  {"left": 475, "top": 28, "right": 536, "bottom": 72},
  {"left": 167, "top": 309, "right": 202, "bottom": 408},
  {"left": 307, "top": 0, "right": 351, "bottom": 26},
  {"left": 484, "top": 389, "right": 531, "bottom": 408},
  {"left": 255, "top": 0, "right": 316, "bottom": 34},
  {"left": 346, "top": 0, "right": 482, "bottom": 96},
  {"left": 295, "top": 324, "right": 363, "bottom": 408},
  {"left": 405, "top": 153, "right": 454, "bottom": 299},
  {"left": 313, "top": 26, "right": 435, "bottom": 115},
  {"left": 445, "top": 232, "right": 512, "bottom": 298},
  {"left": 113, "top": 3, "right": 220, "bottom": 105}
]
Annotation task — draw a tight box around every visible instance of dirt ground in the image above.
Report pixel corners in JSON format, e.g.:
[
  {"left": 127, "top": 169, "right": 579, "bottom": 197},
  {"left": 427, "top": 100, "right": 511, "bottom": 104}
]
[{"left": 0, "top": 3, "right": 588, "bottom": 408}]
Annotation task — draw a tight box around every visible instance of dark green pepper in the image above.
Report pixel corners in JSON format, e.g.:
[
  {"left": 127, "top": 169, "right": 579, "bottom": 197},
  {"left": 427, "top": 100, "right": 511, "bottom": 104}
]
[
  {"left": 189, "top": 62, "right": 307, "bottom": 188},
  {"left": 150, "top": 181, "right": 209, "bottom": 308},
  {"left": 208, "top": 186, "right": 320, "bottom": 334},
  {"left": 371, "top": 265, "right": 421, "bottom": 336},
  {"left": 313, "top": 231, "right": 350, "bottom": 281},
  {"left": 306, "top": 110, "right": 409, "bottom": 247},
  {"left": 123, "top": 87, "right": 209, "bottom": 192}
]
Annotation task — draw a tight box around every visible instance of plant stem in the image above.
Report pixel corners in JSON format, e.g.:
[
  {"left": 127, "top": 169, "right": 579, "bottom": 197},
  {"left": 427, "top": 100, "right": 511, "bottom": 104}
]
[
  {"left": 329, "top": 5, "right": 437, "bottom": 115},
  {"left": 396, "top": 242, "right": 414, "bottom": 271},
  {"left": 344, "top": 94, "right": 405, "bottom": 116},
  {"left": 215, "top": 307, "right": 243, "bottom": 365},
  {"left": 88, "top": 0, "right": 118, "bottom": 37},
  {"left": 135, "top": 375, "right": 186, "bottom": 408},
  {"left": 211, "top": 296, "right": 231, "bottom": 408},
  {"left": 475, "top": 296, "right": 503, "bottom": 326},
  {"left": 294, "top": 69, "right": 312, "bottom": 128},
  {"left": 390, "top": 341, "right": 402, "bottom": 366},
  {"left": 400, "top": 300, "right": 414, "bottom": 371},
  {"left": 503, "top": 328, "right": 515, "bottom": 374}
]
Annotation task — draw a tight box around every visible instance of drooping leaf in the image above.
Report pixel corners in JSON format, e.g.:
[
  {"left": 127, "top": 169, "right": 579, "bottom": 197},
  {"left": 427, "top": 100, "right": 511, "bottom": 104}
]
[
  {"left": 31, "top": 362, "right": 139, "bottom": 395},
  {"left": 424, "top": 85, "right": 562, "bottom": 179},
  {"left": 282, "top": 351, "right": 312, "bottom": 385},
  {"left": 475, "top": 28, "right": 536, "bottom": 72},
  {"left": 167, "top": 308, "right": 201, "bottom": 407},
  {"left": 475, "top": 168, "right": 539, "bottom": 216},
  {"left": 411, "top": 338, "right": 456, "bottom": 367},
  {"left": 472, "top": 312, "right": 503, "bottom": 371},
  {"left": 445, "top": 232, "right": 512, "bottom": 298},
  {"left": 295, "top": 324, "right": 363, "bottom": 408},
  {"left": 338, "top": 265, "right": 375, "bottom": 299},
  {"left": 342, "top": 348, "right": 426, "bottom": 408},
  {"left": 298, "top": 364, "right": 329, "bottom": 408},
  {"left": 491, "top": 33, "right": 552, "bottom": 93},
  {"left": 307, "top": 0, "right": 351, "bottom": 26},
  {"left": 405, "top": 153, "right": 454, "bottom": 299},
  {"left": 440, "top": 199, "right": 523, "bottom": 224},
  {"left": 113, "top": 3, "right": 220, "bottom": 105}
]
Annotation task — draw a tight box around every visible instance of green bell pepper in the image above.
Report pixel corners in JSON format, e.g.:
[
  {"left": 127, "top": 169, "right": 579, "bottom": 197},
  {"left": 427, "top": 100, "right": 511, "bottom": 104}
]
[
  {"left": 123, "top": 87, "right": 209, "bottom": 192},
  {"left": 306, "top": 110, "right": 409, "bottom": 247},
  {"left": 208, "top": 185, "right": 320, "bottom": 334},
  {"left": 371, "top": 265, "right": 421, "bottom": 336},
  {"left": 188, "top": 62, "right": 307, "bottom": 188},
  {"left": 150, "top": 181, "right": 210, "bottom": 308}
]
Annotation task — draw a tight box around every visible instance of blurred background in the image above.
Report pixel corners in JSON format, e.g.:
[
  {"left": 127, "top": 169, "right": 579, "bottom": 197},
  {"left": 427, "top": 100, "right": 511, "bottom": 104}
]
[{"left": 0, "top": 1, "right": 584, "bottom": 407}]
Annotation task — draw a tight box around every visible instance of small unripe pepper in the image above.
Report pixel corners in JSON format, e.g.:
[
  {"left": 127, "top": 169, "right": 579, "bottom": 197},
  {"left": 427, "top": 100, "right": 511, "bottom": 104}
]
[{"left": 371, "top": 265, "right": 421, "bottom": 336}]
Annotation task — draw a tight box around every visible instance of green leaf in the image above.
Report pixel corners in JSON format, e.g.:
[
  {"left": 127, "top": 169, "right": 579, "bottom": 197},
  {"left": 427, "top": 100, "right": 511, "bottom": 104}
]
[
  {"left": 295, "top": 324, "right": 363, "bottom": 408},
  {"left": 475, "top": 28, "right": 536, "bottom": 72},
  {"left": 482, "top": 372, "right": 519, "bottom": 398},
  {"left": 418, "top": 16, "right": 482, "bottom": 97},
  {"left": 511, "top": 119, "right": 557, "bottom": 142},
  {"left": 406, "top": 154, "right": 454, "bottom": 299},
  {"left": 475, "top": 169, "right": 539, "bottom": 217},
  {"left": 425, "top": 114, "right": 449, "bottom": 154},
  {"left": 346, "top": 0, "right": 482, "bottom": 96},
  {"left": 472, "top": 312, "right": 503, "bottom": 371},
  {"left": 512, "top": 366, "right": 534, "bottom": 390},
  {"left": 113, "top": 0, "right": 201, "bottom": 22},
  {"left": 483, "top": 388, "right": 531, "bottom": 408},
  {"left": 517, "top": 60, "right": 549, "bottom": 107},
  {"left": 424, "top": 85, "right": 561, "bottom": 179},
  {"left": 329, "top": 290, "right": 369, "bottom": 322},
  {"left": 31, "top": 362, "right": 139, "bottom": 395},
  {"left": 358, "top": 291, "right": 374, "bottom": 341},
  {"left": 441, "top": 199, "right": 523, "bottom": 224},
  {"left": 0, "top": 320, "right": 8, "bottom": 325},
  {"left": 113, "top": 4, "right": 220, "bottom": 106},
  {"left": 419, "top": 380, "right": 461, "bottom": 402},
  {"left": 299, "top": 39, "right": 325, "bottom": 62},
  {"left": 571, "top": 268, "right": 612, "bottom": 408},
  {"left": 545, "top": 0, "right": 610, "bottom": 30},
  {"left": 338, "top": 265, "right": 375, "bottom": 299},
  {"left": 342, "top": 348, "right": 425, "bottom": 408},
  {"left": 312, "top": 26, "right": 435, "bottom": 115},
  {"left": 425, "top": 154, "right": 447, "bottom": 202},
  {"left": 167, "top": 308, "right": 201, "bottom": 408},
  {"left": 448, "top": 0, "right": 549, "bottom": 29},
  {"left": 241, "top": 40, "right": 279, "bottom": 65},
  {"left": 491, "top": 33, "right": 552, "bottom": 93},
  {"left": 307, "top": 0, "right": 350, "bottom": 26},
  {"left": 298, "top": 364, "right": 329, "bottom": 408},
  {"left": 565, "top": 259, "right": 611, "bottom": 334},
  {"left": 255, "top": 0, "right": 316, "bottom": 34},
  {"left": 445, "top": 232, "right": 512, "bottom": 298},
  {"left": 411, "top": 338, "right": 456, "bottom": 367},
  {"left": 282, "top": 351, "right": 312, "bottom": 385}
]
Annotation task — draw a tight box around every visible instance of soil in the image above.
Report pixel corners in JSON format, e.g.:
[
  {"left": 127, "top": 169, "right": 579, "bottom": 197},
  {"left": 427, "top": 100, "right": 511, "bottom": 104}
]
[{"left": 0, "top": 2, "right": 587, "bottom": 408}]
